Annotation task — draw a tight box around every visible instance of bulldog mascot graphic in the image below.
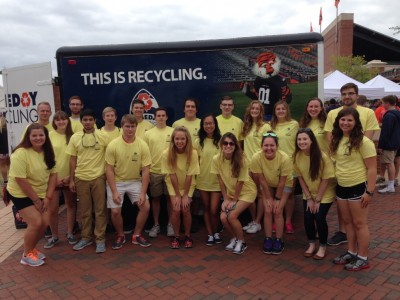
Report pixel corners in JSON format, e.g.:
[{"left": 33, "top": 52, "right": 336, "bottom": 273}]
[{"left": 241, "top": 52, "right": 292, "bottom": 116}]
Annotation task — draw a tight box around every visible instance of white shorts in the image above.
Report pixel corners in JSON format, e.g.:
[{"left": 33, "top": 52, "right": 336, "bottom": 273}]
[{"left": 106, "top": 180, "right": 146, "bottom": 209}]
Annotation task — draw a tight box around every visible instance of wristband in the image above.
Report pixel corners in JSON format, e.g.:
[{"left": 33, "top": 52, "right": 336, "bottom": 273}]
[{"left": 366, "top": 190, "right": 374, "bottom": 196}]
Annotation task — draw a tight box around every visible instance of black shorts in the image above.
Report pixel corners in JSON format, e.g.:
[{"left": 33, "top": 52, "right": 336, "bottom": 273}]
[
  {"left": 6, "top": 191, "right": 35, "bottom": 210},
  {"left": 336, "top": 182, "right": 367, "bottom": 201}
]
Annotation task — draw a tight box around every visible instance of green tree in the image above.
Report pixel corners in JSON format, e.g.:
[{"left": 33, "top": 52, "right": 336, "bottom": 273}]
[
  {"left": 331, "top": 55, "right": 379, "bottom": 83},
  {"left": 389, "top": 26, "right": 400, "bottom": 35}
]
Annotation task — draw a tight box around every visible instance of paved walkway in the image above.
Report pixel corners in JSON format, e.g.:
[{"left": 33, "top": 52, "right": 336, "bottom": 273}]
[{"left": 0, "top": 189, "right": 399, "bottom": 299}]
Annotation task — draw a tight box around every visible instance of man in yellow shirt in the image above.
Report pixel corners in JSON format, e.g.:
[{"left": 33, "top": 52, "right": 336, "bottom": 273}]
[
  {"left": 68, "top": 96, "right": 85, "bottom": 133},
  {"left": 66, "top": 109, "right": 110, "bottom": 253},
  {"left": 172, "top": 98, "right": 201, "bottom": 141},
  {"left": 131, "top": 100, "right": 154, "bottom": 139},
  {"left": 324, "top": 82, "right": 380, "bottom": 246},
  {"left": 216, "top": 96, "right": 244, "bottom": 140},
  {"left": 144, "top": 108, "right": 174, "bottom": 238},
  {"left": 105, "top": 114, "right": 152, "bottom": 249},
  {"left": 20, "top": 101, "right": 53, "bottom": 140}
]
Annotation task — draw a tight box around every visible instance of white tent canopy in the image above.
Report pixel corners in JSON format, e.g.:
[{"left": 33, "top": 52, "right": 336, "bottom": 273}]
[
  {"left": 365, "top": 75, "right": 400, "bottom": 97},
  {"left": 324, "top": 70, "right": 384, "bottom": 99}
]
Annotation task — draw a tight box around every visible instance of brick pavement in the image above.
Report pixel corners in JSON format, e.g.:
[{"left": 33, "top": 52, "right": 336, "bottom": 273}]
[{"left": 0, "top": 190, "right": 399, "bottom": 299}]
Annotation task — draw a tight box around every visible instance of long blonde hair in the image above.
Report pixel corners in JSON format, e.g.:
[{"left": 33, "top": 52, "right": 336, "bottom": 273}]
[
  {"left": 167, "top": 127, "right": 193, "bottom": 169},
  {"left": 242, "top": 100, "right": 265, "bottom": 137}
]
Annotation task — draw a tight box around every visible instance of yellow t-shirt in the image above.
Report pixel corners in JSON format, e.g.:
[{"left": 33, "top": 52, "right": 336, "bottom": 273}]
[
  {"left": 324, "top": 106, "right": 380, "bottom": 133},
  {"left": 193, "top": 137, "right": 220, "bottom": 191},
  {"left": 307, "top": 119, "right": 329, "bottom": 155},
  {"left": 271, "top": 120, "right": 299, "bottom": 158},
  {"left": 333, "top": 136, "right": 376, "bottom": 187},
  {"left": 66, "top": 130, "right": 110, "bottom": 181},
  {"left": 211, "top": 154, "right": 257, "bottom": 203},
  {"left": 144, "top": 126, "right": 174, "bottom": 174},
  {"left": 250, "top": 150, "right": 293, "bottom": 188},
  {"left": 243, "top": 123, "right": 272, "bottom": 159},
  {"left": 100, "top": 127, "right": 121, "bottom": 141},
  {"left": 161, "top": 149, "right": 200, "bottom": 197},
  {"left": 7, "top": 148, "right": 56, "bottom": 198},
  {"left": 172, "top": 118, "right": 201, "bottom": 142},
  {"left": 20, "top": 122, "right": 54, "bottom": 141},
  {"left": 216, "top": 115, "right": 244, "bottom": 140},
  {"left": 49, "top": 131, "right": 70, "bottom": 178},
  {"left": 105, "top": 136, "right": 151, "bottom": 181},
  {"left": 293, "top": 151, "right": 336, "bottom": 203},
  {"left": 70, "top": 117, "right": 83, "bottom": 133},
  {"left": 136, "top": 120, "right": 154, "bottom": 139}
]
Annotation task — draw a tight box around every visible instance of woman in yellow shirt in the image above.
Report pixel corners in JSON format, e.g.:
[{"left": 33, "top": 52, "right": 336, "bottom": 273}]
[
  {"left": 211, "top": 133, "right": 257, "bottom": 255},
  {"left": 194, "top": 114, "right": 222, "bottom": 246},
  {"left": 331, "top": 108, "right": 376, "bottom": 271},
  {"left": 162, "top": 127, "right": 200, "bottom": 249},
  {"left": 269, "top": 100, "right": 299, "bottom": 234},
  {"left": 293, "top": 128, "right": 335, "bottom": 260},
  {"left": 46, "top": 111, "right": 77, "bottom": 248},
  {"left": 6, "top": 123, "right": 57, "bottom": 267},
  {"left": 241, "top": 100, "right": 271, "bottom": 234}
]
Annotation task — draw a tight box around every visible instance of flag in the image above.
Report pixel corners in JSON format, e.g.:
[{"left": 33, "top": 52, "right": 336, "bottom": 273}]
[
  {"left": 335, "top": 0, "right": 340, "bottom": 8},
  {"left": 310, "top": 22, "right": 313, "bottom": 32},
  {"left": 319, "top": 7, "right": 323, "bottom": 25}
]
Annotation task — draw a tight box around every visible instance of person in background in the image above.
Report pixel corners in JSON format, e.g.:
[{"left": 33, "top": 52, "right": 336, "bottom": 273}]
[
  {"left": 324, "top": 83, "right": 379, "bottom": 247},
  {"left": 331, "top": 108, "right": 376, "bottom": 271},
  {"left": 250, "top": 132, "right": 292, "bottom": 255},
  {"left": 194, "top": 114, "right": 222, "bottom": 246},
  {"left": 6, "top": 124, "right": 57, "bottom": 266},
  {"left": 356, "top": 95, "right": 368, "bottom": 107},
  {"left": 100, "top": 107, "right": 120, "bottom": 140},
  {"left": 269, "top": 100, "right": 299, "bottom": 234},
  {"left": 293, "top": 128, "right": 335, "bottom": 260},
  {"left": 45, "top": 111, "right": 77, "bottom": 249},
  {"left": 211, "top": 133, "right": 257, "bottom": 255},
  {"left": 216, "top": 96, "right": 244, "bottom": 139},
  {"left": 172, "top": 97, "right": 201, "bottom": 142},
  {"left": 162, "top": 127, "right": 199, "bottom": 249},
  {"left": 105, "top": 114, "right": 152, "bottom": 250},
  {"left": 241, "top": 100, "right": 271, "bottom": 234},
  {"left": 326, "top": 98, "right": 340, "bottom": 114}
]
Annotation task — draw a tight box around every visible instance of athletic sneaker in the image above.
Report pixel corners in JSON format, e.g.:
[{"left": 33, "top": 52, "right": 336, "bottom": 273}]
[
  {"left": 184, "top": 236, "right": 193, "bottom": 248},
  {"left": 333, "top": 251, "right": 357, "bottom": 265},
  {"left": 213, "top": 232, "right": 222, "bottom": 244},
  {"left": 376, "top": 176, "right": 385, "bottom": 184},
  {"left": 73, "top": 239, "right": 93, "bottom": 251},
  {"left": 345, "top": 257, "right": 369, "bottom": 271},
  {"left": 20, "top": 252, "right": 45, "bottom": 267},
  {"left": 32, "top": 248, "right": 46, "bottom": 260},
  {"left": 263, "top": 237, "right": 273, "bottom": 254},
  {"left": 285, "top": 223, "right": 295, "bottom": 234},
  {"left": 170, "top": 236, "right": 180, "bottom": 249},
  {"left": 148, "top": 224, "right": 161, "bottom": 238},
  {"left": 232, "top": 240, "right": 247, "bottom": 255},
  {"left": 327, "top": 231, "right": 347, "bottom": 246},
  {"left": 206, "top": 235, "right": 215, "bottom": 246},
  {"left": 243, "top": 221, "right": 254, "bottom": 231},
  {"left": 95, "top": 242, "right": 106, "bottom": 253},
  {"left": 66, "top": 234, "right": 78, "bottom": 245},
  {"left": 167, "top": 223, "right": 175, "bottom": 237},
  {"left": 225, "top": 238, "right": 237, "bottom": 252},
  {"left": 272, "top": 238, "right": 285, "bottom": 255},
  {"left": 44, "top": 237, "right": 59, "bottom": 249},
  {"left": 378, "top": 186, "right": 395, "bottom": 194},
  {"left": 246, "top": 222, "right": 261, "bottom": 234},
  {"left": 112, "top": 235, "right": 126, "bottom": 250},
  {"left": 132, "top": 234, "right": 152, "bottom": 247}
]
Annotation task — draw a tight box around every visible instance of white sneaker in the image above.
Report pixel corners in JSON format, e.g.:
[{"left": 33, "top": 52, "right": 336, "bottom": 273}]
[
  {"left": 246, "top": 222, "right": 261, "bottom": 234},
  {"left": 167, "top": 223, "right": 175, "bottom": 237},
  {"left": 242, "top": 221, "right": 254, "bottom": 231},
  {"left": 148, "top": 225, "right": 160, "bottom": 238},
  {"left": 225, "top": 238, "right": 237, "bottom": 251},
  {"left": 378, "top": 186, "right": 395, "bottom": 194}
]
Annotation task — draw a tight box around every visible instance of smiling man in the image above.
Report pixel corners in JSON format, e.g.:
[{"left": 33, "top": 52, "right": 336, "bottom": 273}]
[
  {"left": 172, "top": 97, "right": 201, "bottom": 141},
  {"left": 216, "top": 96, "right": 243, "bottom": 139}
]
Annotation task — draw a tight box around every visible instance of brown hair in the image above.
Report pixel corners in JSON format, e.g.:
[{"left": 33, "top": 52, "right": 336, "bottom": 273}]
[
  {"left": 52, "top": 111, "right": 74, "bottom": 144},
  {"left": 242, "top": 100, "right": 265, "bottom": 137}
]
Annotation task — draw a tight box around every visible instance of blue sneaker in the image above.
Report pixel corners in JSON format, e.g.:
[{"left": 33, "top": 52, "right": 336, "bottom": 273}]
[
  {"left": 263, "top": 237, "right": 273, "bottom": 254},
  {"left": 272, "top": 238, "right": 285, "bottom": 255},
  {"left": 96, "top": 242, "right": 106, "bottom": 253},
  {"left": 20, "top": 252, "right": 45, "bottom": 267},
  {"left": 73, "top": 239, "right": 93, "bottom": 251}
]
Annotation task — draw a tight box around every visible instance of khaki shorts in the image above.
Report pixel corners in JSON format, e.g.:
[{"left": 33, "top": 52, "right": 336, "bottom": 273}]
[
  {"left": 381, "top": 150, "right": 395, "bottom": 164},
  {"left": 149, "top": 173, "right": 168, "bottom": 198}
]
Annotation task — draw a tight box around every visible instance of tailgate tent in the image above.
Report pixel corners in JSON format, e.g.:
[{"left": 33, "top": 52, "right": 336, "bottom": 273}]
[
  {"left": 324, "top": 70, "right": 384, "bottom": 99},
  {"left": 365, "top": 75, "right": 400, "bottom": 97}
]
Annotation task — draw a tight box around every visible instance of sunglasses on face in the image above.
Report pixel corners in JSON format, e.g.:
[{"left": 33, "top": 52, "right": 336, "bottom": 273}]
[{"left": 222, "top": 141, "right": 235, "bottom": 146}]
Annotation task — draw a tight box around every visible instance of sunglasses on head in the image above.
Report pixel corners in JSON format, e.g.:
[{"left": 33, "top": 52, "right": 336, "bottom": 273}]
[
  {"left": 298, "top": 128, "right": 311, "bottom": 133},
  {"left": 222, "top": 141, "right": 235, "bottom": 146},
  {"left": 262, "top": 132, "right": 277, "bottom": 137}
]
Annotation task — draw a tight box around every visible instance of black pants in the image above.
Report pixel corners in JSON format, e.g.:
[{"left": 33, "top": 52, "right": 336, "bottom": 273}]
[{"left": 303, "top": 201, "right": 332, "bottom": 245}]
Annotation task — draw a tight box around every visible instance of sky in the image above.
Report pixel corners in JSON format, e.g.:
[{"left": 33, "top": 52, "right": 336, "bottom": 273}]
[{"left": 0, "top": 0, "right": 399, "bottom": 86}]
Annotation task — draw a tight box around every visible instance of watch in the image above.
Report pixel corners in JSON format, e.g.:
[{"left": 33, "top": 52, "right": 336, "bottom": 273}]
[{"left": 366, "top": 190, "right": 374, "bottom": 196}]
